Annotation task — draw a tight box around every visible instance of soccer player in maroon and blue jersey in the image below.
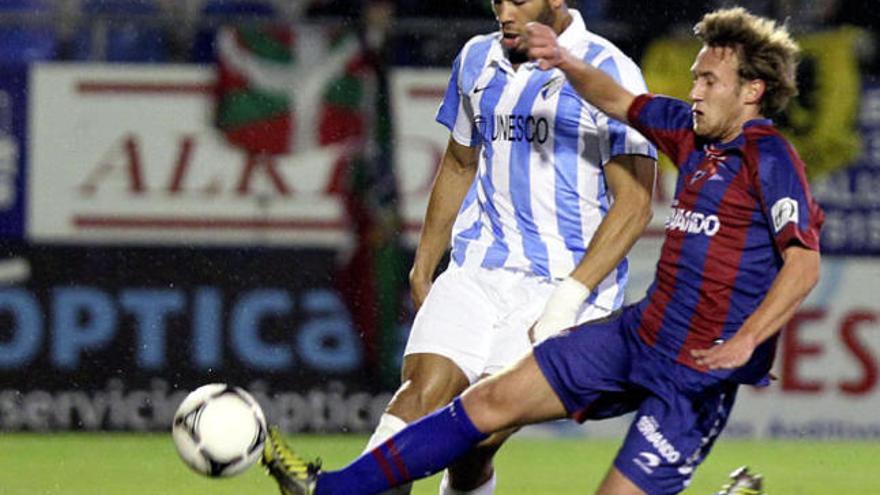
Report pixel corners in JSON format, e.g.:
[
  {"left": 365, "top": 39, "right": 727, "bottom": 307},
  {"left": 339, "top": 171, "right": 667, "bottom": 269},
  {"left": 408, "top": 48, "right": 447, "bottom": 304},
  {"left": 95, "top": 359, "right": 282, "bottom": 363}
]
[{"left": 261, "top": 8, "right": 823, "bottom": 495}]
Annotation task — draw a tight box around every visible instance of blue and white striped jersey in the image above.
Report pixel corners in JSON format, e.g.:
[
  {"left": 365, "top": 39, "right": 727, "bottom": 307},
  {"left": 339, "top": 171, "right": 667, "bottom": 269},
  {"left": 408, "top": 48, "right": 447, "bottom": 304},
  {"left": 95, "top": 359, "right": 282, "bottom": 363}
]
[{"left": 436, "top": 10, "right": 657, "bottom": 311}]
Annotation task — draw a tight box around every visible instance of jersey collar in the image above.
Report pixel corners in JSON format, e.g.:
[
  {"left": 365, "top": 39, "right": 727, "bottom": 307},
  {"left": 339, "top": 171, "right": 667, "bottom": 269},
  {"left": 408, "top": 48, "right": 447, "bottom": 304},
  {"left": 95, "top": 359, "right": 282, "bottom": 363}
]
[
  {"left": 704, "top": 118, "right": 775, "bottom": 150},
  {"left": 557, "top": 9, "right": 588, "bottom": 53},
  {"left": 743, "top": 118, "right": 773, "bottom": 128}
]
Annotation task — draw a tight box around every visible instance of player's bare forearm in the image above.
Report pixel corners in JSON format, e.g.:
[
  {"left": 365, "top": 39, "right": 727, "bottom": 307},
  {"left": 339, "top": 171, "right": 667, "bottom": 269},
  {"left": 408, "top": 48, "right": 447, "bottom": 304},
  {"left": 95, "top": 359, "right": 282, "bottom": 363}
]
[
  {"left": 526, "top": 22, "right": 635, "bottom": 123},
  {"left": 692, "top": 246, "right": 821, "bottom": 369},
  {"left": 569, "top": 155, "right": 655, "bottom": 291},
  {"left": 735, "top": 246, "right": 821, "bottom": 344},
  {"left": 410, "top": 137, "right": 479, "bottom": 303}
]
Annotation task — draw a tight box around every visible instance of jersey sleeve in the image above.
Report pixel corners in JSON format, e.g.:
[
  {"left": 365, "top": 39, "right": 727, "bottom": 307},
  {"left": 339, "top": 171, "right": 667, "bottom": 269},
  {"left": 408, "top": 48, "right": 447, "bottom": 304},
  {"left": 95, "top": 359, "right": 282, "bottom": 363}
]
[
  {"left": 435, "top": 52, "right": 480, "bottom": 147},
  {"left": 593, "top": 55, "right": 657, "bottom": 163},
  {"left": 754, "top": 137, "right": 824, "bottom": 252},
  {"left": 626, "top": 94, "right": 696, "bottom": 168}
]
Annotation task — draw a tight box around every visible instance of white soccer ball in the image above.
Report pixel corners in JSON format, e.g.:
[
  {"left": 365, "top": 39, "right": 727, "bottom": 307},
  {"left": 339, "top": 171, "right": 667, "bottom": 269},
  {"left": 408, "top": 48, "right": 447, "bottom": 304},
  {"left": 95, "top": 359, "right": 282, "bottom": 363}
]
[{"left": 172, "top": 383, "right": 268, "bottom": 477}]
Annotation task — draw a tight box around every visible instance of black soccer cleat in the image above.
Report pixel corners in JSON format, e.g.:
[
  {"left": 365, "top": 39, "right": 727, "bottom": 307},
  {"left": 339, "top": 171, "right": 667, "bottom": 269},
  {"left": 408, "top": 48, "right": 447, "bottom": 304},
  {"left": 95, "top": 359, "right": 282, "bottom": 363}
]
[
  {"left": 715, "top": 465, "right": 765, "bottom": 495},
  {"left": 261, "top": 426, "right": 321, "bottom": 495}
]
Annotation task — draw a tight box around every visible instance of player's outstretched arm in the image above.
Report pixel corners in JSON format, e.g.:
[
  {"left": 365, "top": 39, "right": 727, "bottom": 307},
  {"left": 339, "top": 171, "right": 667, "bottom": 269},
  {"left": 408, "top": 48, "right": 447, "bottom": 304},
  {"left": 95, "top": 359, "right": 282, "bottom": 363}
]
[
  {"left": 531, "top": 154, "right": 655, "bottom": 342},
  {"left": 526, "top": 22, "right": 636, "bottom": 124},
  {"left": 409, "top": 137, "right": 479, "bottom": 309},
  {"left": 692, "top": 245, "right": 821, "bottom": 369}
]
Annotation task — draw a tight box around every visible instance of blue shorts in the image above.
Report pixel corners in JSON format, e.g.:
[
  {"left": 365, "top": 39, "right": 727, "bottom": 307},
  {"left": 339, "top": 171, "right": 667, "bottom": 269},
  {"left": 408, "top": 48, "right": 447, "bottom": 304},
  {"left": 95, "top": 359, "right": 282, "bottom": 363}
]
[{"left": 533, "top": 306, "right": 738, "bottom": 495}]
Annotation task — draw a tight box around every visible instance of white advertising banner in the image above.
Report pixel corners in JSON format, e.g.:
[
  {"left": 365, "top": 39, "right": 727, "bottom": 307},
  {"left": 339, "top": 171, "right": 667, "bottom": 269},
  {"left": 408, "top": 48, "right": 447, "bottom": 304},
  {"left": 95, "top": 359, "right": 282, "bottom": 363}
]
[
  {"left": 29, "top": 64, "right": 352, "bottom": 246},
  {"left": 27, "top": 66, "right": 671, "bottom": 248}
]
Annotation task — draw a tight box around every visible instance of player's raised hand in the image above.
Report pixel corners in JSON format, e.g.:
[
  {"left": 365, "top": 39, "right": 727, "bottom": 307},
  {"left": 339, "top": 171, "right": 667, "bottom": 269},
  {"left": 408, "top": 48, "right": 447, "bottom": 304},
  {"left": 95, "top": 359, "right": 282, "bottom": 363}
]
[
  {"left": 525, "top": 22, "right": 563, "bottom": 70},
  {"left": 691, "top": 332, "right": 757, "bottom": 370}
]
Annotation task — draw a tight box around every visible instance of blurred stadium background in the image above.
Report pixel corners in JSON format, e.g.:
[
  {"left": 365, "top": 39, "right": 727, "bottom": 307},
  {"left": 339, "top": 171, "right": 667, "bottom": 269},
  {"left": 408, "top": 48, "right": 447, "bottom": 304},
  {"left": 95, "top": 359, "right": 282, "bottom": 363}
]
[{"left": 0, "top": 0, "right": 878, "bottom": 493}]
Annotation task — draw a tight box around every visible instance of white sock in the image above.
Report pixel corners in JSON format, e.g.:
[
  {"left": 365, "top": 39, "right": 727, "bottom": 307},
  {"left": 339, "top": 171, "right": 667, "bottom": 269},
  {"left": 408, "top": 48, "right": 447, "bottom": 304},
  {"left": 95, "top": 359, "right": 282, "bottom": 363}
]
[
  {"left": 365, "top": 413, "right": 413, "bottom": 495},
  {"left": 438, "top": 470, "right": 497, "bottom": 495},
  {"left": 363, "top": 413, "right": 408, "bottom": 453}
]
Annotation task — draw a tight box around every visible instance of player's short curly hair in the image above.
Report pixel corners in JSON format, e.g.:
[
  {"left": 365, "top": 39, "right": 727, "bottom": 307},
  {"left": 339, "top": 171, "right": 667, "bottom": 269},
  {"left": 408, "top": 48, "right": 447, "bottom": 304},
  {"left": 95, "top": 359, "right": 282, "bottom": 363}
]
[{"left": 694, "top": 7, "right": 800, "bottom": 117}]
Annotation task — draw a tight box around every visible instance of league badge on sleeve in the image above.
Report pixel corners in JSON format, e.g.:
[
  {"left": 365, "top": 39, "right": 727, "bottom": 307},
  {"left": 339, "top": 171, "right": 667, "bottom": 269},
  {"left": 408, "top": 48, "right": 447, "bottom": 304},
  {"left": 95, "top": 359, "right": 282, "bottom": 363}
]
[{"left": 771, "top": 197, "right": 799, "bottom": 233}]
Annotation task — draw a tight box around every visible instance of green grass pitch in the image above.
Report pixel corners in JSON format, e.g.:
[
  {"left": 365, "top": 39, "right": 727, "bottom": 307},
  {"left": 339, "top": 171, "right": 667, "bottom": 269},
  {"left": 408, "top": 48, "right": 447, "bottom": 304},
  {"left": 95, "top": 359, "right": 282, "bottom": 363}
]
[{"left": 0, "top": 433, "right": 878, "bottom": 494}]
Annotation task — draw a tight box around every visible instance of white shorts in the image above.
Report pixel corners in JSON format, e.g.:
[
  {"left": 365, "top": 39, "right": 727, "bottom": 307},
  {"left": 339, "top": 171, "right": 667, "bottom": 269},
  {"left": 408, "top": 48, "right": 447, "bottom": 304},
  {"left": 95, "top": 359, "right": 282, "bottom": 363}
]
[{"left": 403, "top": 265, "right": 612, "bottom": 383}]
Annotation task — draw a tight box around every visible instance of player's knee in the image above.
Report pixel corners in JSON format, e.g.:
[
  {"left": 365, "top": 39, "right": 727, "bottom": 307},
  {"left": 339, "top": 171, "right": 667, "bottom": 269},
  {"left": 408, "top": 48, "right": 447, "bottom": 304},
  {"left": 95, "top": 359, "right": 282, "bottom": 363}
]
[
  {"left": 387, "top": 355, "right": 470, "bottom": 421},
  {"left": 462, "top": 381, "right": 521, "bottom": 432}
]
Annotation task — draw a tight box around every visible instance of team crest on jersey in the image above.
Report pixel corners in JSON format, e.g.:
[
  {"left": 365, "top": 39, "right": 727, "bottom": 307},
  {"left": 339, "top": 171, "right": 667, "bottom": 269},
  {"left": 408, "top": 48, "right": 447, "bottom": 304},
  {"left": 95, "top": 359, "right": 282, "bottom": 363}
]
[
  {"left": 688, "top": 169, "right": 711, "bottom": 185},
  {"left": 540, "top": 76, "right": 565, "bottom": 99},
  {"left": 688, "top": 163, "right": 726, "bottom": 185},
  {"left": 771, "top": 197, "right": 799, "bottom": 233}
]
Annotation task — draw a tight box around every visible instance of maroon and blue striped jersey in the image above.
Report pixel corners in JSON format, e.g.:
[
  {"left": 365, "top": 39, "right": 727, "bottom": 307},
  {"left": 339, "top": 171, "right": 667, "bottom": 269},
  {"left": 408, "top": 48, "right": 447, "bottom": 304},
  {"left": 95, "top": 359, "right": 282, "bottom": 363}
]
[{"left": 623, "top": 94, "right": 824, "bottom": 384}]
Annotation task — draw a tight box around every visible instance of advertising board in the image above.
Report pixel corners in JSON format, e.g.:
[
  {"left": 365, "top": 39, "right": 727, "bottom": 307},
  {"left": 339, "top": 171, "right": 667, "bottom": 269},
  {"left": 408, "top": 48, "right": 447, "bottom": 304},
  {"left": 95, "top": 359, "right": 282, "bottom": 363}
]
[{"left": 0, "top": 244, "right": 398, "bottom": 432}]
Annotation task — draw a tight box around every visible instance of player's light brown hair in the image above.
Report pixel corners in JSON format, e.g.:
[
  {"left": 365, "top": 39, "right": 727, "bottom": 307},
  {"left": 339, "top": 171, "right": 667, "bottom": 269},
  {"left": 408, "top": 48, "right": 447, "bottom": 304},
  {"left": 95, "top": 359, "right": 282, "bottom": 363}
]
[{"left": 693, "top": 7, "right": 800, "bottom": 117}]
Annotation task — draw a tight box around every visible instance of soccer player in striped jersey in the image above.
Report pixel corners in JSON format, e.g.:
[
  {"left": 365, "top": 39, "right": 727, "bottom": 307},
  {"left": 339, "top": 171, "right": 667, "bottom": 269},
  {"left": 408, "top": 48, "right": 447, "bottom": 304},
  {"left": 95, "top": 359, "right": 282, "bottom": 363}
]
[
  {"left": 357, "top": 0, "right": 656, "bottom": 493},
  {"left": 260, "top": 6, "right": 823, "bottom": 495}
]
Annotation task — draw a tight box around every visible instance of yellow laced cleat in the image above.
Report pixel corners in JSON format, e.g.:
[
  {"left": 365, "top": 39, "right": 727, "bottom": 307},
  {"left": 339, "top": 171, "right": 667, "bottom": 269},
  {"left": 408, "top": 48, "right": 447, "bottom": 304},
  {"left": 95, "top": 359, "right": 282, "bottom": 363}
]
[{"left": 260, "top": 426, "right": 321, "bottom": 495}]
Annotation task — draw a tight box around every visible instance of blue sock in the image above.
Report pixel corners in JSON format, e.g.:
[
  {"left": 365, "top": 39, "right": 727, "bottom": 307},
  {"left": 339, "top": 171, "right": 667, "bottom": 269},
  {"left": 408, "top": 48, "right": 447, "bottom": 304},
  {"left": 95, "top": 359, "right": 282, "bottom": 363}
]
[{"left": 315, "top": 397, "right": 488, "bottom": 495}]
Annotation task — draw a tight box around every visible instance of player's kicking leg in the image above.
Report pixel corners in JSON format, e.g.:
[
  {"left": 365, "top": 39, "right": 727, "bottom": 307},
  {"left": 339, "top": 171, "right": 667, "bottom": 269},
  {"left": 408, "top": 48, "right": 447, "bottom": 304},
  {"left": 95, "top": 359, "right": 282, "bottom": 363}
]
[{"left": 261, "top": 353, "right": 567, "bottom": 495}]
